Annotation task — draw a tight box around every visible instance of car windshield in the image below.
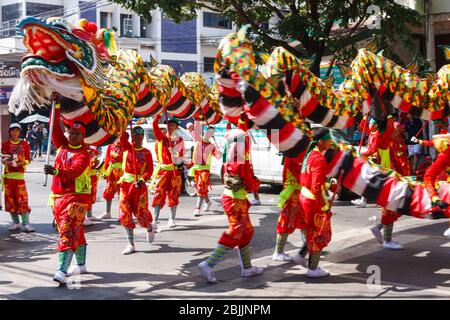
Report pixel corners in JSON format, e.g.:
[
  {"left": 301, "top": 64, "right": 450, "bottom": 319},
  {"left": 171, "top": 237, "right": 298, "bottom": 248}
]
[{"left": 144, "top": 127, "right": 193, "bottom": 142}]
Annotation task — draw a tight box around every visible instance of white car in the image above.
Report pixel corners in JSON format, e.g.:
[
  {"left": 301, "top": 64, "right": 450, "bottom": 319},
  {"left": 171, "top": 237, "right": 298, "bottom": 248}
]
[
  {"left": 97, "top": 122, "right": 197, "bottom": 195},
  {"left": 210, "top": 124, "right": 366, "bottom": 186}
]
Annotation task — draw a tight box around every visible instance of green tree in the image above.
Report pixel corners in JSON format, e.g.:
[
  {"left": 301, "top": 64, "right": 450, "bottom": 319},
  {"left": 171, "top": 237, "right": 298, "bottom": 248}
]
[{"left": 111, "top": 0, "right": 422, "bottom": 76}]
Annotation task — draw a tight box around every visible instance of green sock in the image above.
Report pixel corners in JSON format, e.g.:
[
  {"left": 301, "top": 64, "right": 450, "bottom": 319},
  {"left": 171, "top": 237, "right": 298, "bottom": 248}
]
[
  {"left": 196, "top": 197, "right": 203, "bottom": 210},
  {"left": 383, "top": 224, "right": 394, "bottom": 242},
  {"left": 299, "top": 244, "right": 308, "bottom": 257},
  {"left": 87, "top": 210, "right": 92, "bottom": 218},
  {"left": 57, "top": 251, "right": 74, "bottom": 273},
  {"left": 206, "top": 244, "right": 231, "bottom": 268},
  {"left": 154, "top": 205, "right": 161, "bottom": 222},
  {"left": 10, "top": 214, "right": 20, "bottom": 224},
  {"left": 308, "top": 251, "right": 321, "bottom": 270},
  {"left": 106, "top": 201, "right": 112, "bottom": 214},
  {"left": 275, "top": 233, "right": 288, "bottom": 254},
  {"left": 20, "top": 213, "right": 29, "bottom": 225},
  {"left": 170, "top": 206, "right": 177, "bottom": 220},
  {"left": 125, "top": 228, "right": 134, "bottom": 246},
  {"left": 238, "top": 245, "right": 252, "bottom": 269},
  {"left": 74, "top": 245, "right": 87, "bottom": 266}
]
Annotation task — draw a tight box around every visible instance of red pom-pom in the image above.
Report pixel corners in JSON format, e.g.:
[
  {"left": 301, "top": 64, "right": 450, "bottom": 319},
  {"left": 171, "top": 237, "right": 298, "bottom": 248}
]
[{"left": 86, "top": 22, "right": 98, "bottom": 34}]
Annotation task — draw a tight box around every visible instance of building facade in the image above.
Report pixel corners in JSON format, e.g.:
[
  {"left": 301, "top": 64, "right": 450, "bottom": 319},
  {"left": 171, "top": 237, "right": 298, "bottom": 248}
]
[{"left": 0, "top": 0, "right": 236, "bottom": 141}]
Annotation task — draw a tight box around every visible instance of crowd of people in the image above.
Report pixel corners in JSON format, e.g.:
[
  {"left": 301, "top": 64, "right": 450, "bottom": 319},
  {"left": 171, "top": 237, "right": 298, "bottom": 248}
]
[
  {"left": 2, "top": 107, "right": 450, "bottom": 285},
  {"left": 25, "top": 121, "right": 48, "bottom": 159}
]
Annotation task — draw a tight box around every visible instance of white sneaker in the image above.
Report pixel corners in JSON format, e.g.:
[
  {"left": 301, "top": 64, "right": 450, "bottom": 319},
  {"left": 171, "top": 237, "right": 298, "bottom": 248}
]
[
  {"left": 443, "top": 227, "right": 450, "bottom": 239},
  {"left": 21, "top": 224, "right": 35, "bottom": 232},
  {"left": 202, "top": 200, "right": 212, "bottom": 212},
  {"left": 88, "top": 215, "right": 100, "bottom": 221},
  {"left": 272, "top": 252, "right": 291, "bottom": 261},
  {"left": 241, "top": 266, "right": 264, "bottom": 277},
  {"left": 83, "top": 217, "right": 94, "bottom": 226},
  {"left": 98, "top": 212, "right": 112, "bottom": 220},
  {"left": 147, "top": 229, "right": 155, "bottom": 243},
  {"left": 122, "top": 244, "right": 136, "bottom": 255},
  {"left": 168, "top": 219, "right": 177, "bottom": 228},
  {"left": 383, "top": 241, "right": 404, "bottom": 250},
  {"left": 290, "top": 254, "right": 308, "bottom": 268},
  {"left": 249, "top": 199, "right": 261, "bottom": 206},
  {"left": 351, "top": 198, "right": 367, "bottom": 208},
  {"left": 152, "top": 221, "right": 161, "bottom": 233},
  {"left": 194, "top": 208, "right": 201, "bottom": 217},
  {"left": 53, "top": 271, "right": 66, "bottom": 284},
  {"left": 198, "top": 261, "right": 217, "bottom": 283},
  {"left": 67, "top": 264, "right": 87, "bottom": 276},
  {"left": 370, "top": 225, "right": 383, "bottom": 244},
  {"left": 307, "top": 267, "right": 330, "bottom": 278},
  {"left": 9, "top": 223, "right": 21, "bottom": 231}
]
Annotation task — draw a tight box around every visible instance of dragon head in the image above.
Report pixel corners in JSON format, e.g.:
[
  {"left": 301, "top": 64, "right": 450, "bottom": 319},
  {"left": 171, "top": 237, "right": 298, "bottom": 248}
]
[{"left": 9, "top": 16, "right": 113, "bottom": 114}]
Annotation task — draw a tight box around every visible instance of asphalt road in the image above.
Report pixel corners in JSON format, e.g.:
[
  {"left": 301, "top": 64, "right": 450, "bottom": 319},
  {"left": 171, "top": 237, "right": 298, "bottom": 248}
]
[{"left": 0, "top": 159, "right": 449, "bottom": 299}]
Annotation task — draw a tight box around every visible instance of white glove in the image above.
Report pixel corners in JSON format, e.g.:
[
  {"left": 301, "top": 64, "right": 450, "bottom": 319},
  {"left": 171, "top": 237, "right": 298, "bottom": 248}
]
[{"left": 410, "top": 136, "right": 419, "bottom": 143}]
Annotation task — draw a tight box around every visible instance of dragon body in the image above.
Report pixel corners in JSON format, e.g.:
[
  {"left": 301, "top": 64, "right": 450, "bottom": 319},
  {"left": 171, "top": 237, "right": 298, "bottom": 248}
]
[
  {"left": 214, "top": 27, "right": 450, "bottom": 220},
  {"left": 10, "top": 16, "right": 221, "bottom": 145}
]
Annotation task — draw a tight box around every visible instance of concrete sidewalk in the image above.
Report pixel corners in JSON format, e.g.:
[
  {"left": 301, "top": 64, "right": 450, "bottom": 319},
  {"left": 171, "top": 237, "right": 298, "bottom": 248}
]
[{"left": 0, "top": 160, "right": 449, "bottom": 299}]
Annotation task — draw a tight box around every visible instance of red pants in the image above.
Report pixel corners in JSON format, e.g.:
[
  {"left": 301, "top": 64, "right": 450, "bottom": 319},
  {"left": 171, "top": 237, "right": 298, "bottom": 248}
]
[
  {"left": 277, "top": 190, "right": 305, "bottom": 234},
  {"left": 53, "top": 194, "right": 90, "bottom": 252},
  {"left": 4, "top": 178, "right": 31, "bottom": 214},
  {"left": 299, "top": 195, "right": 332, "bottom": 254},
  {"left": 119, "top": 182, "right": 153, "bottom": 229},
  {"left": 103, "top": 169, "right": 122, "bottom": 201},
  {"left": 381, "top": 208, "right": 401, "bottom": 225},
  {"left": 218, "top": 195, "right": 254, "bottom": 249},
  {"left": 195, "top": 170, "right": 211, "bottom": 198},
  {"left": 88, "top": 175, "right": 98, "bottom": 210},
  {"left": 152, "top": 169, "right": 182, "bottom": 208}
]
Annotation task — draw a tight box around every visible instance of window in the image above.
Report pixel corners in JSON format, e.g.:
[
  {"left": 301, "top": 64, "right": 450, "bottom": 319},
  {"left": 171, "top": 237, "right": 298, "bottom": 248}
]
[
  {"left": 26, "top": 3, "right": 64, "bottom": 18},
  {"left": 203, "top": 57, "right": 215, "bottom": 73},
  {"left": 1, "top": 20, "right": 19, "bottom": 37},
  {"left": 140, "top": 17, "right": 147, "bottom": 38},
  {"left": 203, "top": 12, "right": 232, "bottom": 29},
  {"left": 100, "top": 12, "right": 111, "bottom": 29},
  {"left": 2, "top": 3, "right": 22, "bottom": 21},
  {"left": 120, "top": 14, "right": 133, "bottom": 37}
]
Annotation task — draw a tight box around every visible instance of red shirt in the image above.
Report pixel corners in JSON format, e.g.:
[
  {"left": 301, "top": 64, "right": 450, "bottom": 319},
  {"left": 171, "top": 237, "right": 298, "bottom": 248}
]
[
  {"left": 2, "top": 140, "right": 31, "bottom": 175},
  {"left": 120, "top": 133, "right": 154, "bottom": 181},
  {"left": 361, "top": 118, "right": 394, "bottom": 158},
  {"left": 300, "top": 149, "right": 328, "bottom": 208},
  {"left": 104, "top": 142, "right": 123, "bottom": 169},
  {"left": 224, "top": 132, "right": 259, "bottom": 192},
  {"left": 152, "top": 118, "right": 184, "bottom": 165},
  {"left": 424, "top": 148, "right": 450, "bottom": 199},
  {"left": 50, "top": 108, "right": 90, "bottom": 195},
  {"left": 282, "top": 151, "right": 305, "bottom": 185}
]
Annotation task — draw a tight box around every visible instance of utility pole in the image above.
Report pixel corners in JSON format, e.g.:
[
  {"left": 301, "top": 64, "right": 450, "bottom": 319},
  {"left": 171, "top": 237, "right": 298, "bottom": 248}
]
[{"left": 424, "top": 0, "right": 437, "bottom": 159}]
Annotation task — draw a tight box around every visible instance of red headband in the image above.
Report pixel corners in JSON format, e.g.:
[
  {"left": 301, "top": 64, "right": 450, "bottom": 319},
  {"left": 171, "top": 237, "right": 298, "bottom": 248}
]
[{"left": 71, "top": 122, "right": 86, "bottom": 135}]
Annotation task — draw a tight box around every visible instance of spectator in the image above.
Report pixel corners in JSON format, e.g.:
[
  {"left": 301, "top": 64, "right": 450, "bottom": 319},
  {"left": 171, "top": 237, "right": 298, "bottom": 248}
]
[
  {"left": 34, "top": 124, "right": 44, "bottom": 158},
  {"left": 405, "top": 114, "right": 423, "bottom": 171},
  {"left": 25, "top": 125, "right": 37, "bottom": 156}
]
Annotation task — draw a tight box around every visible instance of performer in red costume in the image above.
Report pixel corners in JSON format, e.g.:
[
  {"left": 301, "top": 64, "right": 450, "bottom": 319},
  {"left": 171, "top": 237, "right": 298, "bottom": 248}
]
[
  {"left": 299, "top": 128, "right": 333, "bottom": 278},
  {"left": 44, "top": 105, "right": 91, "bottom": 284},
  {"left": 2, "top": 123, "right": 34, "bottom": 232},
  {"left": 119, "top": 126, "right": 155, "bottom": 255},
  {"left": 352, "top": 115, "right": 395, "bottom": 208},
  {"left": 198, "top": 122, "right": 263, "bottom": 283},
  {"left": 84, "top": 146, "right": 101, "bottom": 226},
  {"left": 272, "top": 152, "right": 307, "bottom": 265},
  {"left": 411, "top": 118, "right": 449, "bottom": 147},
  {"left": 390, "top": 122, "right": 412, "bottom": 176},
  {"left": 423, "top": 134, "right": 450, "bottom": 238},
  {"left": 99, "top": 138, "right": 123, "bottom": 219},
  {"left": 150, "top": 114, "right": 184, "bottom": 231},
  {"left": 416, "top": 155, "right": 433, "bottom": 181},
  {"left": 190, "top": 120, "right": 221, "bottom": 217}
]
